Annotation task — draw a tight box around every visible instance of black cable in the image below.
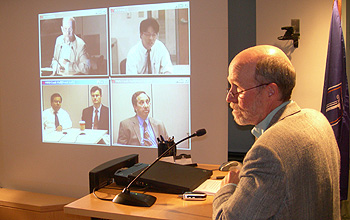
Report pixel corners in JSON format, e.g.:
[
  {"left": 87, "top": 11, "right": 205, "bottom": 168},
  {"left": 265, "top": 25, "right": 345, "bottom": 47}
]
[
  {"left": 92, "top": 178, "right": 114, "bottom": 202},
  {"left": 92, "top": 178, "right": 151, "bottom": 201},
  {"left": 92, "top": 186, "right": 113, "bottom": 201}
]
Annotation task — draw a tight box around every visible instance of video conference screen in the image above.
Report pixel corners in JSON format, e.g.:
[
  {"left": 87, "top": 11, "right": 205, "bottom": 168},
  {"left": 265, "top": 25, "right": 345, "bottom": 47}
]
[{"left": 39, "top": 1, "right": 191, "bottom": 149}]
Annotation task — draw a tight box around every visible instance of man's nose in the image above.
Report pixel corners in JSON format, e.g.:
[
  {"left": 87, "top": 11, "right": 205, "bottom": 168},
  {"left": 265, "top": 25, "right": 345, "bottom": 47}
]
[{"left": 226, "top": 93, "right": 238, "bottom": 103}]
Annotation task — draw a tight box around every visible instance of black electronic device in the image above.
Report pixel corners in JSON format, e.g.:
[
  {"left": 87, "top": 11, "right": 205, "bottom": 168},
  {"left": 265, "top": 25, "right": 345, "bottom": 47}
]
[
  {"left": 114, "top": 163, "right": 149, "bottom": 186},
  {"left": 112, "top": 129, "right": 207, "bottom": 207},
  {"left": 89, "top": 154, "right": 138, "bottom": 193},
  {"left": 219, "top": 161, "right": 242, "bottom": 171},
  {"left": 182, "top": 191, "right": 207, "bottom": 201},
  {"left": 113, "top": 161, "right": 212, "bottom": 194}
]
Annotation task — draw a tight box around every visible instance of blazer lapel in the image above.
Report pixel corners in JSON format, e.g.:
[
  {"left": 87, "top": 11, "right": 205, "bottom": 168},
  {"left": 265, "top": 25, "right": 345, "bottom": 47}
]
[
  {"left": 148, "top": 117, "right": 159, "bottom": 138},
  {"left": 267, "top": 102, "right": 301, "bottom": 129},
  {"left": 131, "top": 116, "right": 142, "bottom": 144}
]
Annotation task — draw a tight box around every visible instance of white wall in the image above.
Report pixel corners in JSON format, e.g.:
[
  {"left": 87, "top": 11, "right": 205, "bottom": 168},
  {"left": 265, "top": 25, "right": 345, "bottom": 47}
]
[
  {"left": 257, "top": 0, "right": 333, "bottom": 111},
  {"left": 0, "top": 0, "right": 228, "bottom": 198}
]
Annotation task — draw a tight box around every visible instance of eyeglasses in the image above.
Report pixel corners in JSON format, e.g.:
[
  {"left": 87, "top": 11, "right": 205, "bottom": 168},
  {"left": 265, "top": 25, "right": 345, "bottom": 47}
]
[
  {"left": 52, "top": 100, "right": 62, "bottom": 104},
  {"left": 226, "top": 83, "right": 269, "bottom": 98},
  {"left": 142, "top": 32, "right": 158, "bottom": 38},
  {"left": 62, "top": 27, "right": 73, "bottom": 33}
]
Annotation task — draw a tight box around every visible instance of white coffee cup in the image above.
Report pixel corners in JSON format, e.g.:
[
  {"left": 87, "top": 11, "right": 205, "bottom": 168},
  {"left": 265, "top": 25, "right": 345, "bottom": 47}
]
[{"left": 79, "top": 121, "right": 85, "bottom": 131}]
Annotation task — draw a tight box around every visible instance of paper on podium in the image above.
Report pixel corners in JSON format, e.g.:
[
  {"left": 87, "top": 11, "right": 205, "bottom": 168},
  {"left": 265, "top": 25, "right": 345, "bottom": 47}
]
[
  {"left": 160, "top": 156, "right": 175, "bottom": 163},
  {"left": 159, "top": 154, "right": 193, "bottom": 165},
  {"left": 193, "top": 179, "right": 221, "bottom": 195}
]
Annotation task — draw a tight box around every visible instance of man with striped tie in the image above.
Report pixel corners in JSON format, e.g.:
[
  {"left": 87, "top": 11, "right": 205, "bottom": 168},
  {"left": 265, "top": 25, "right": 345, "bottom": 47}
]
[{"left": 117, "top": 91, "right": 168, "bottom": 146}]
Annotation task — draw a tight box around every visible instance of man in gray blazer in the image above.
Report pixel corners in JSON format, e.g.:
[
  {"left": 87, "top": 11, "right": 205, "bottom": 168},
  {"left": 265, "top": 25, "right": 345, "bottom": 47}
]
[
  {"left": 213, "top": 45, "right": 340, "bottom": 219},
  {"left": 117, "top": 91, "right": 168, "bottom": 146}
]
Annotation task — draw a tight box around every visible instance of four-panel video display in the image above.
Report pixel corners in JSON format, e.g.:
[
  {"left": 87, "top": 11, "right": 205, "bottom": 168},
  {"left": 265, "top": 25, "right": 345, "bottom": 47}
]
[{"left": 39, "top": 2, "right": 191, "bottom": 149}]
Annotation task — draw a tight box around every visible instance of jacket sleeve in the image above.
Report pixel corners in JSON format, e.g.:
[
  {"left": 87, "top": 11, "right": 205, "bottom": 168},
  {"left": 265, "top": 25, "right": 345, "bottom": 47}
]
[{"left": 213, "top": 144, "right": 286, "bottom": 220}]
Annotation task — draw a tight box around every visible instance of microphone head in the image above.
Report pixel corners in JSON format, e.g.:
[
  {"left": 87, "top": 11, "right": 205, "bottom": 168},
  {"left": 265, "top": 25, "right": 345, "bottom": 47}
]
[{"left": 195, "top": 129, "right": 206, "bottom": 137}]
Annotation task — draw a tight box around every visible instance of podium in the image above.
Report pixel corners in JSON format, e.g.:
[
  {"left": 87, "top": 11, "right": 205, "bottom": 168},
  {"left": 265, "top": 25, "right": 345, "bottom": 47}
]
[{"left": 65, "top": 164, "right": 223, "bottom": 220}]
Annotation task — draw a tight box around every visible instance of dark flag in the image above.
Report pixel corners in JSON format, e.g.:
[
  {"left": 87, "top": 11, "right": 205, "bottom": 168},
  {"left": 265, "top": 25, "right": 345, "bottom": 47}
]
[{"left": 321, "top": 0, "right": 349, "bottom": 200}]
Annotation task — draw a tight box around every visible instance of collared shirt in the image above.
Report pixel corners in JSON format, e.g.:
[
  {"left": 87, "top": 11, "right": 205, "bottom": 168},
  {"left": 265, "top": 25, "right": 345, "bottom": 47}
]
[
  {"left": 251, "top": 101, "right": 291, "bottom": 139},
  {"left": 42, "top": 107, "right": 72, "bottom": 131},
  {"left": 126, "top": 40, "right": 173, "bottom": 74},
  {"left": 137, "top": 116, "right": 157, "bottom": 146},
  {"left": 60, "top": 42, "right": 72, "bottom": 72},
  {"left": 60, "top": 42, "right": 71, "bottom": 60}
]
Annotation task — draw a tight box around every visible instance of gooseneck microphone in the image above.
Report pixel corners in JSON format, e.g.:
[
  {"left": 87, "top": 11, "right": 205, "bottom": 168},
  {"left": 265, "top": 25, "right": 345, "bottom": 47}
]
[{"left": 112, "top": 128, "right": 207, "bottom": 207}]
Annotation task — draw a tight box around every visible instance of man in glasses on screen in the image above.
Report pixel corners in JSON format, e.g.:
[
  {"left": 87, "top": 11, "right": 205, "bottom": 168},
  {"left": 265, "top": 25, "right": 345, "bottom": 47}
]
[
  {"left": 42, "top": 93, "right": 72, "bottom": 132},
  {"left": 117, "top": 91, "right": 168, "bottom": 146},
  {"left": 125, "top": 18, "right": 173, "bottom": 74},
  {"left": 51, "top": 16, "right": 90, "bottom": 76}
]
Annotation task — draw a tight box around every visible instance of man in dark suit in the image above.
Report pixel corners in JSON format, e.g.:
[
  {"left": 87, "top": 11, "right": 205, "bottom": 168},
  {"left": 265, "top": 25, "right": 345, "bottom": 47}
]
[
  {"left": 213, "top": 45, "right": 340, "bottom": 219},
  {"left": 82, "top": 86, "right": 109, "bottom": 133},
  {"left": 117, "top": 91, "right": 168, "bottom": 146}
]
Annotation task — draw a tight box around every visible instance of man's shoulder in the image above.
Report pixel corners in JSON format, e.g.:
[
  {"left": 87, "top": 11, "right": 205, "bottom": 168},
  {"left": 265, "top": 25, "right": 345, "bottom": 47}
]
[
  {"left": 73, "top": 35, "right": 85, "bottom": 44},
  {"left": 54, "top": 35, "right": 64, "bottom": 44},
  {"left": 280, "top": 107, "right": 327, "bottom": 125},
  {"left": 120, "top": 115, "right": 137, "bottom": 123},
  {"left": 154, "top": 40, "right": 168, "bottom": 50},
  {"left": 82, "top": 105, "right": 93, "bottom": 113},
  {"left": 119, "top": 116, "right": 138, "bottom": 128},
  {"left": 127, "top": 41, "right": 143, "bottom": 56},
  {"left": 263, "top": 105, "right": 332, "bottom": 143},
  {"left": 101, "top": 105, "right": 109, "bottom": 111},
  {"left": 58, "top": 108, "right": 69, "bottom": 114},
  {"left": 300, "top": 108, "right": 323, "bottom": 116},
  {"left": 84, "top": 105, "right": 93, "bottom": 110},
  {"left": 43, "top": 108, "right": 52, "bottom": 114},
  {"left": 149, "top": 117, "right": 164, "bottom": 125},
  {"left": 298, "top": 108, "right": 330, "bottom": 127}
]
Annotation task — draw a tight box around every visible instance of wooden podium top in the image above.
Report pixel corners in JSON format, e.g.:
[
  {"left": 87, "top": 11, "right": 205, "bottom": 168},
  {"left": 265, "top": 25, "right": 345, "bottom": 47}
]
[
  {"left": 0, "top": 188, "right": 77, "bottom": 212},
  {"left": 65, "top": 164, "right": 224, "bottom": 220}
]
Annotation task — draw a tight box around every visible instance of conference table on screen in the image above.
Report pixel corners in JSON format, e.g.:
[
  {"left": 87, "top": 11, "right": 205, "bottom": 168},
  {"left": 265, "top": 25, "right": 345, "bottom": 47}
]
[
  {"left": 64, "top": 164, "right": 225, "bottom": 220},
  {"left": 40, "top": 67, "right": 54, "bottom": 76},
  {"left": 43, "top": 128, "right": 107, "bottom": 144}
]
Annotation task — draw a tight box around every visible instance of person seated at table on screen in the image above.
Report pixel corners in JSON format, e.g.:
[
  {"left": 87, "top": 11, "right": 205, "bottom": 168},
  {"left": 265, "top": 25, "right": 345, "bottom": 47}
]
[
  {"left": 81, "top": 86, "right": 109, "bottom": 133},
  {"left": 42, "top": 93, "right": 72, "bottom": 131},
  {"left": 117, "top": 91, "right": 168, "bottom": 146},
  {"left": 125, "top": 18, "right": 172, "bottom": 75},
  {"left": 51, "top": 16, "right": 90, "bottom": 76}
]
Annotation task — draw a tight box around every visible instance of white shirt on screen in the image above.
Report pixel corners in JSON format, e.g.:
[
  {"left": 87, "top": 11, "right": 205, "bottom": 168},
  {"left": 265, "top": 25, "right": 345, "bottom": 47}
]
[
  {"left": 126, "top": 40, "right": 173, "bottom": 74},
  {"left": 42, "top": 107, "right": 72, "bottom": 131}
]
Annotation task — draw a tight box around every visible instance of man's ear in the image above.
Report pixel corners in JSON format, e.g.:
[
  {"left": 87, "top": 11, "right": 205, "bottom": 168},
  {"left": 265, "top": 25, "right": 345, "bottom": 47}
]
[{"left": 266, "top": 83, "right": 279, "bottom": 97}]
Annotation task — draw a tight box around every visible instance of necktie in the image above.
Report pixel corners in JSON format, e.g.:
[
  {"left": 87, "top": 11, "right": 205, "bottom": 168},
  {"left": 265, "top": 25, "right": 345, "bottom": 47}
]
[
  {"left": 54, "top": 111, "right": 59, "bottom": 128},
  {"left": 143, "top": 121, "right": 152, "bottom": 146},
  {"left": 147, "top": 49, "right": 152, "bottom": 74},
  {"left": 93, "top": 109, "right": 99, "bottom": 129}
]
